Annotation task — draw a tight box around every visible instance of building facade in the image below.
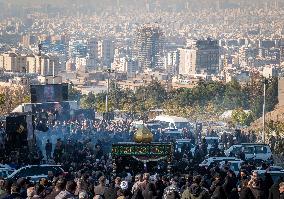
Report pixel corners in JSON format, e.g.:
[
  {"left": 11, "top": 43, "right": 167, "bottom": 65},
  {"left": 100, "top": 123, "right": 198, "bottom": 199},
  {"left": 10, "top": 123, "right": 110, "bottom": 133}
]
[
  {"left": 178, "top": 38, "right": 220, "bottom": 75},
  {"left": 0, "top": 53, "right": 26, "bottom": 72},
  {"left": 133, "top": 24, "right": 164, "bottom": 70},
  {"left": 98, "top": 39, "right": 115, "bottom": 67}
]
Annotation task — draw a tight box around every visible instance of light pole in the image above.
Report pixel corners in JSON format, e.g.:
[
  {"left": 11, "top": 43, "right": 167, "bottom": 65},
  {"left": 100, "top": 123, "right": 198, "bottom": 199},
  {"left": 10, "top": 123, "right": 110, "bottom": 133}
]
[
  {"left": 105, "top": 69, "right": 115, "bottom": 114},
  {"left": 262, "top": 78, "right": 268, "bottom": 143}
]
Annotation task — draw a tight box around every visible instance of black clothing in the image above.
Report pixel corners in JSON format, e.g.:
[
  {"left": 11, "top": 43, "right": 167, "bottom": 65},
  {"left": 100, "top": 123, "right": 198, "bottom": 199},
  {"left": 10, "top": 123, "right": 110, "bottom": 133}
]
[
  {"left": 239, "top": 187, "right": 254, "bottom": 199},
  {"left": 268, "top": 182, "right": 280, "bottom": 199}
]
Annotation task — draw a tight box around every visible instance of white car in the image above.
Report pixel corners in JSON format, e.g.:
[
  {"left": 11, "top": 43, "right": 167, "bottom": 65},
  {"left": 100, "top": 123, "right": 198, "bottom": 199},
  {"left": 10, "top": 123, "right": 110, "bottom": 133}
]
[
  {"left": 256, "top": 166, "right": 283, "bottom": 171},
  {"left": 219, "top": 160, "right": 244, "bottom": 175},
  {"left": 199, "top": 157, "right": 241, "bottom": 167},
  {"left": 224, "top": 143, "right": 272, "bottom": 161},
  {"left": 253, "top": 170, "right": 284, "bottom": 182}
]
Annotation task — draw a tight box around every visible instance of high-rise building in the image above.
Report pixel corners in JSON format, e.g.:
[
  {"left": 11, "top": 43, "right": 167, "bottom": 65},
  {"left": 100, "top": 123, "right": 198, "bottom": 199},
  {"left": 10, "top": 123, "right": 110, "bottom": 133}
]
[
  {"left": 164, "top": 51, "right": 179, "bottom": 75},
  {"left": 87, "top": 38, "right": 99, "bottom": 69},
  {"left": 0, "top": 53, "right": 26, "bottom": 73},
  {"left": 87, "top": 38, "right": 98, "bottom": 60},
  {"left": 98, "top": 39, "right": 115, "bottom": 67},
  {"left": 177, "top": 48, "right": 196, "bottom": 75},
  {"left": 279, "top": 40, "right": 284, "bottom": 62},
  {"left": 178, "top": 38, "right": 220, "bottom": 75},
  {"left": 134, "top": 24, "right": 164, "bottom": 70}
]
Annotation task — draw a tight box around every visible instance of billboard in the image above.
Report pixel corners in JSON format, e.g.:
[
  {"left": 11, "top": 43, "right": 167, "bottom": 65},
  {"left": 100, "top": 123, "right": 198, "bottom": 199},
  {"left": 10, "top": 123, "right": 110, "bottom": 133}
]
[{"left": 30, "top": 83, "right": 68, "bottom": 103}]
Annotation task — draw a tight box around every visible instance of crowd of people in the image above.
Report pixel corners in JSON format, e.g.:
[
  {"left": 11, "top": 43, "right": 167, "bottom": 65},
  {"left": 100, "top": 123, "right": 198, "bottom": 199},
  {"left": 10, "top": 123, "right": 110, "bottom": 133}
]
[
  {"left": 1, "top": 157, "right": 284, "bottom": 199},
  {"left": 0, "top": 109, "right": 283, "bottom": 199}
]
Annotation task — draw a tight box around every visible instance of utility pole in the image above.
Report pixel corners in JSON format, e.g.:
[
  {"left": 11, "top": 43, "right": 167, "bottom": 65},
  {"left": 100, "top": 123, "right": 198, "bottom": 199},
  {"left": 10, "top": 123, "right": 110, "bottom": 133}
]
[
  {"left": 262, "top": 78, "right": 268, "bottom": 143},
  {"left": 52, "top": 60, "right": 55, "bottom": 84},
  {"left": 38, "top": 41, "right": 43, "bottom": 81},
  {"left": 105, "top": 69, "right": 115, "bottom": 115}
]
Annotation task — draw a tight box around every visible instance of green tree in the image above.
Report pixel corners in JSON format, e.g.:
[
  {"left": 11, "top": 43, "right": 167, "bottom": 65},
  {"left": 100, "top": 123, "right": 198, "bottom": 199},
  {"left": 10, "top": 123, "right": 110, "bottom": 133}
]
[
  {"left": 80, "top": 92, "right": 96, "bottom": 109},
  {"left": 265, "top": 77, "right": 278, "bottom": 112},
  {"left": 68, "top": 82, "right": 81, "bottom": 101},
  {"left": 232, "top": 108, "right": 254, "bottom": 126},
  {"left": 223, "top": 79, "right": 244, "bottom": 109},
  {"left": 0, "top": 93, "right": 5, "bottom": 106}
]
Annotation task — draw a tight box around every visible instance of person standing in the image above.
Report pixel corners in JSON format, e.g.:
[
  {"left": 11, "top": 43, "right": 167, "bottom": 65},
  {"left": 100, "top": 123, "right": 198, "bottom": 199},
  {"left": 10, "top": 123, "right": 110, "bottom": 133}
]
[
  {"left": 279, "top": 182, "right": 284, "bottom": 199},
  {"left": 45, "top": 139, "right": 52, "bottom": 160}
]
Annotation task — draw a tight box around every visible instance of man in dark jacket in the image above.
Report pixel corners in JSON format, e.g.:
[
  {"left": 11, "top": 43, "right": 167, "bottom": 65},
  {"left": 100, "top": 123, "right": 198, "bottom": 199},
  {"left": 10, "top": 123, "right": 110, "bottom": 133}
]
[
  {"left": 210, "top": 174, "right": 226, "bottom": 199},
  {"left": 239, "top": 179, "right": 254, "bottom": 199},
  {"left": 3, "top": 184, "right": 23, "bottom": 199},
  {"left": 45, "top": 179, "right": 66, "bottom": 199},
  {"left": 45, "top": 139, "right": 52, "bottom": 160},
  {"left": 163, "top": 177, "right": 180, "bottom": 199},
  {"left": 55, "top": 180, "right": 77, "bottom": 199},
  {"left": 250, "top": 178, "right": 266, "bottom": 199},
  {"left": 223, "top": 170, "right": 238, "bottom": 199},
  {"left": 268, "top": 178, "right": 283, "bottom": 199},
  {"left": 181, "top": 175, "right": 209, "bottom": 199}
]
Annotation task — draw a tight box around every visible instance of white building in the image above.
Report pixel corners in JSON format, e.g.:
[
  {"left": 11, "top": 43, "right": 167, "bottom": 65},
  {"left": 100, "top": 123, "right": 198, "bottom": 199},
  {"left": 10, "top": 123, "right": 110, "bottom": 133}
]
[
  {"left": 164, "top": 51, "right": 178, "bottom": 75},
  {"left": 111, "top": 55, "right": 139, "bottom": 77},
  {"left": 263, "top": 65, "right": 278, "bottom": 78},
  {"left": 177, "top": 48, "right": 196, "bottom": 75},
  {"left": 75, "top": 57, "right": 87, "bottom": 72},
  {"left": 26, "top": 54, "right": 60, "bottom": 76},
  {"left": 179, "top": 38, "right": 220, "bottom": 75}
]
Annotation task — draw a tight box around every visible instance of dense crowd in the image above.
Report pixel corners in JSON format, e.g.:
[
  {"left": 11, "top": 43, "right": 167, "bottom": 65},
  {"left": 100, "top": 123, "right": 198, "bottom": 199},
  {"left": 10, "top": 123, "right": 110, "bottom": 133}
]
[
  {"left": 1, "top": 144, "right": 284, "bottom": 199},
  {"left": 0, "top": 110, "right": 283, "bottom": 199}
]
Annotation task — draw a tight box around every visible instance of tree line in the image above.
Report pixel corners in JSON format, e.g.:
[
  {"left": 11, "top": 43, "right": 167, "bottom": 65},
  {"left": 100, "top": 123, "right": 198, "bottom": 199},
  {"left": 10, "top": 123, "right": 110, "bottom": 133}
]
[{"left": 79, "top": 77, "right": 278, "bottom": 125}]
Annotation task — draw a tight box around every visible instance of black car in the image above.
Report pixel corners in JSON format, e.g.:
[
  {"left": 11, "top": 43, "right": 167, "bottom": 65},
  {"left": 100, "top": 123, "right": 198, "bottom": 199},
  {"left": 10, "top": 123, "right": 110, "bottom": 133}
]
[{"left": 6, "top": 165, "right": 64, "bottom": 182}]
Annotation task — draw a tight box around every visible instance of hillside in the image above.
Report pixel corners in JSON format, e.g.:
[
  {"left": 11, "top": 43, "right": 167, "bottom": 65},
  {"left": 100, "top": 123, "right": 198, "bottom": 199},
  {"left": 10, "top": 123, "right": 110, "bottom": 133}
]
[{"left": 249, "top": 104, "right": 284, "bottom": 130}]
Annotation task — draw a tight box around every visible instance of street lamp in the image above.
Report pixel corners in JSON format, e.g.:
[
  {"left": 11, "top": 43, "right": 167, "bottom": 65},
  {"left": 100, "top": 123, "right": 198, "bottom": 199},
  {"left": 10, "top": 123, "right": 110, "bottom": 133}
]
[{"left": 262, "top": 78, "right": 268, "bottom": 144}]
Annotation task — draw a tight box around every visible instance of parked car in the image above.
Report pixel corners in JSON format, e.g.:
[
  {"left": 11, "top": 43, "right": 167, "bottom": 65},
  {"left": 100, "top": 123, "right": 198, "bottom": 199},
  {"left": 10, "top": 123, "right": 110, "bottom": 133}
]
[
  {"left": 253, "top": 170, "right": 284, "bottom": 183},
  {"left": 256, "top": 166, "right": 283, "bottom": 171},
  {"left": 175, "top": 139, "right": 195, "bottom": 154},
  {"left": 219, "top": 160, "right": 244, "bottom": 175},
  {"left": 199, "top": 157, "right": 241, "bottom": 167},
  {"left": 6, "top": 165, "right": 64, "bottom": 182},
  {"left": 0, "top": 168, "right": 14, "bottom": 178},
  {"left": 0, "top": 164, "right": 15, "bottom": 178},
  {"left": 224, "top": 143, "right": 272, "bottom": 161}
]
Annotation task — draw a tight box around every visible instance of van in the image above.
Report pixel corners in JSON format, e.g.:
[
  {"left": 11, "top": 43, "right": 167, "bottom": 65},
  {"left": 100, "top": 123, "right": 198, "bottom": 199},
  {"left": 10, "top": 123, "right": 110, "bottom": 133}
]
[
  {"left": 154, "top": 115, "right": 189, "bottom": 130},
  {"left": 224, "top": 143, "right": 272, "bottom": 161}
]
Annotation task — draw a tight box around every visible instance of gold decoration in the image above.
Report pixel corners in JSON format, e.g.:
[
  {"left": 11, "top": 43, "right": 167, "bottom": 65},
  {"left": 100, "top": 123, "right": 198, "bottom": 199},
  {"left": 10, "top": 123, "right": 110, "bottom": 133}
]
[
  {"left": 133, "top": 125, "right": 153, "bottom": 143},
  {"left": 16, "top": 125, "right": 25, "bottom": 134}
]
